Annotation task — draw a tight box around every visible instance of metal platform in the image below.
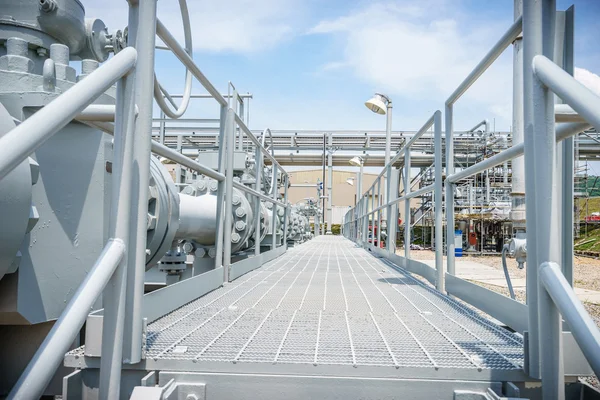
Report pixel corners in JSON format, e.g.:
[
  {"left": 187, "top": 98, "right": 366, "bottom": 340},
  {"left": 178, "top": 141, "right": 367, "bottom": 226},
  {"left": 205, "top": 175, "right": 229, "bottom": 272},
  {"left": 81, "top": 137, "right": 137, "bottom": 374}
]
[{"left": 121, "top": 236, "right": 525, "bottom": 381}]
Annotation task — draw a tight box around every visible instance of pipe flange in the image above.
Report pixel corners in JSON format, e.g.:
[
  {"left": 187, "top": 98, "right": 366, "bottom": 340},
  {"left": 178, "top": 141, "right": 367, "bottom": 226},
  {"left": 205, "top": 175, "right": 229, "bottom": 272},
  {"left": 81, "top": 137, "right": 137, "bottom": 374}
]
[{"left": 146, "top": 156, "right": 180, "bottom": 268}]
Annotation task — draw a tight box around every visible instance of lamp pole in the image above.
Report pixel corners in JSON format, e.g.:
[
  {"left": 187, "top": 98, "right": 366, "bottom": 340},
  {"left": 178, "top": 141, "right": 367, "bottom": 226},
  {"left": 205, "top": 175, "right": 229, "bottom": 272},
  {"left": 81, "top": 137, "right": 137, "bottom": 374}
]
[{"left": 385, "top": 99, "right": 392, "bottom": 166}]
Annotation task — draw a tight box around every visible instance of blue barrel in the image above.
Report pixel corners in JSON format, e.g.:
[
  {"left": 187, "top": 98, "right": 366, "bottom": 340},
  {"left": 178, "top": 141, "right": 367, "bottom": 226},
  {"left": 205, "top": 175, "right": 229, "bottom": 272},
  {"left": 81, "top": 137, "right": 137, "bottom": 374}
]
[{"left": 454, "top": 230, "right": 463, "bottom": 257}]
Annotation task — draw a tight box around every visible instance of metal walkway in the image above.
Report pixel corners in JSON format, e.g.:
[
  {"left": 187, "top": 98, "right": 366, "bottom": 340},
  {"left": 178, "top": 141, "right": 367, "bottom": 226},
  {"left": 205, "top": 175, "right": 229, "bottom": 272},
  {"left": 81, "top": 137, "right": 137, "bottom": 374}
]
[{"left": 133, "top": 236, "right": 525, "bottom": 381}]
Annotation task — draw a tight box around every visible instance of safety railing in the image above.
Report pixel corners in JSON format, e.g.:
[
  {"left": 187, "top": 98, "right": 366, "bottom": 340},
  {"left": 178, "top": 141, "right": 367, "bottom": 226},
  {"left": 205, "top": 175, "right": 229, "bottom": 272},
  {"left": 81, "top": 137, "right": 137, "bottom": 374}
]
[
  {"left": 342, "top": 110, "right": 444, "bottom": 290},
  {"left": 6, "top": 1, "right": 290, "bottom": 399},
  {"left": 344, "top": 1, "right": 600, "bottom": 396}
]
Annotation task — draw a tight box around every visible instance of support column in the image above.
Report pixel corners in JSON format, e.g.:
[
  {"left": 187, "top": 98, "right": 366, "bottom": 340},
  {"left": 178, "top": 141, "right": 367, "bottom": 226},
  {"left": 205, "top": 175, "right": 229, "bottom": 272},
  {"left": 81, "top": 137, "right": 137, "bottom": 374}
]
[
  {"left": 445, "top": 104, "right": 456, "bottom": 276},
  {"left": 404, "top": 147, "right": 411, "bottom": 258},
  {"left": 118, "top": 0, "right": 156, "bottom": 375},
  {"left": 434, "top": 111, "right": 444, "bottom": 292},
  {"left": 327, "top": 133, "right": 333, "bottom": 234}
]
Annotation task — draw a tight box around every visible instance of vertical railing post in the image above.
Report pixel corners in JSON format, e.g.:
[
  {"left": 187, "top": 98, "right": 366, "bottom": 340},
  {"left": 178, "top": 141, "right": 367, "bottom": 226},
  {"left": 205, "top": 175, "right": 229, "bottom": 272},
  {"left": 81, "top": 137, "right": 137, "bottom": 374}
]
[
  {"left": 370, "top": 188, "right": 375, "bottom": 249},
  {"left": 524, "top": 0, "right": 563, "bottom": 392},
  {"left": 222, "top": 109, "right": 236, "bottom": 282},
  {"left": 121, "top": 0, "right": 157, "bottom": 368},
  {"left": 283, "top": 174, "right": 289, "bottom": 247},
  {"left": 214, "top": 104, "right": 228, "bottom": 271},
  {"left": 254, "top": 143, "right": 263, "bottom": 256},
  {"left": 327, "top": 133, "right": 333, "bottom": 234},
  {"left": 272, "top": 166, "right": 279, "bottom": 249},
  {"left": 558, "top": 6, "right": 575, "bottom": 286},
  {"left": 365, "top": 195, "right": 369, "bottom": 247},
  {"left": 404, "top": 146, "right": 411, "bottom": 258},
  {"left": 445, "top": 104, "right": 456, "bottom": 276},
  {"left": 99, "top": 11, "right": 140, "bottom": 400},
  {"left": 377, "top": 178, "right": 382, "bottom": 247},
  {"left": 434, "top": 111, "right": 444, "bottom": 292},
  {"left": 385, "top": 165, "right": 392, "bottom": 252},
  {"left": 158, "top": 110, "right": 165, "bottom": 144}
]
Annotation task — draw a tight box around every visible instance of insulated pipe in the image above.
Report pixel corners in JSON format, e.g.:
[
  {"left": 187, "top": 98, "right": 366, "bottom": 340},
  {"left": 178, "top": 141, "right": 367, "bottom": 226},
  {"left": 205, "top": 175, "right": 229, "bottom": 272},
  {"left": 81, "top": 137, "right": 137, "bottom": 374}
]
[{"left": 176, "top": 194, "right": 218, "bottom": 243}]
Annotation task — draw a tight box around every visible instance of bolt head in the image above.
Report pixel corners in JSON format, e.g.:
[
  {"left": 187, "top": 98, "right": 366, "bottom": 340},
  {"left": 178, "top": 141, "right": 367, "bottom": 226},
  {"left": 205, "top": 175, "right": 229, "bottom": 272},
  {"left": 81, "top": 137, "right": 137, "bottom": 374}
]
[
  {"left": 231, "top": 232, "right": 241, "bottom": 243},
  {"left": 235, "top": 207, "right": 246, "bottom": 217},
  {"left": 209, "top": 180, "right": 218, "bottom": 192},
  {"left": 182, "top": 242, "right": 194, "bottom": 253},
  {"left": 232, "top": 194, "right": 241, "bottom": 205},
  {"left": 235, "top": 221, "right": 246, "bottom": 231},
  {"left": 195, "top": 248, "right": 206, "bottom": 258}
]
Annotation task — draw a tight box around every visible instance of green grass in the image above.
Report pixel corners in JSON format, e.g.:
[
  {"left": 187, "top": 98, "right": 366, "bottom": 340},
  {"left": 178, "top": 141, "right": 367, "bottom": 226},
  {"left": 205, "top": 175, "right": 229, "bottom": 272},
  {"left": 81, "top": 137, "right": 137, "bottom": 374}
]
[{"left": 575, "top": 225, "right": 600, "bottom": 253}]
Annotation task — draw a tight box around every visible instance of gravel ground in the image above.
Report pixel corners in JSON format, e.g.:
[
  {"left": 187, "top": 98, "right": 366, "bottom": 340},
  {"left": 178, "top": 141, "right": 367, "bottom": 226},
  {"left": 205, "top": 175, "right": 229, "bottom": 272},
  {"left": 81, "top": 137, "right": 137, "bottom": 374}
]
[{"left": 400, "top": 249, "right": 600, "bottom": 390}]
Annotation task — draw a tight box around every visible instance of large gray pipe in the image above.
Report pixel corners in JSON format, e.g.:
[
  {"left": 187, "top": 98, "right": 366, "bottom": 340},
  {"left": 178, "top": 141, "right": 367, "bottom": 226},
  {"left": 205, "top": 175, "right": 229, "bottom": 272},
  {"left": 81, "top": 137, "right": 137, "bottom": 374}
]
[{"left": 176, "top": 193, "right": 218, "bottom": 244}]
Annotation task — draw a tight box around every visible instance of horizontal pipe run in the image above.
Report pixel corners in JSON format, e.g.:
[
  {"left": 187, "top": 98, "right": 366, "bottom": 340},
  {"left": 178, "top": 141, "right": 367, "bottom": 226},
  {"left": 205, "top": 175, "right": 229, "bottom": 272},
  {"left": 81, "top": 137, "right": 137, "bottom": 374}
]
[
  {"left": 0, "top": 47, "right": 137, "bottom": 181},
  {"left": 534, "top": 55, "right": 600, "bottom": 129},
  {"left": 78, "top": 120, "right": 226, "bottom": 182},
  {"left": 156, "top": 19, "right": 227, "bottom": 107},
  {"left": 9, "top": 239, "right": 125, "bottom": 400},
  {"left": 152, "top": 118, "right": 221, "bottom": 123},
  {"left": 555, "top": 104, "right": 585, "bottom": 123},
  {"left": 233, "top": 114, "right": 287, "bottom": 176},
  {"left": 447, "top": 121, "right": 591, "bottom": 183},
  {"left": 77, "top": 105, "right": 140, "bottom": 122},
  {"left": 232, "top": 181, "right": 286, "bottom": 207},
  {"left": 166, "top": 93, "right": 253, "bottom": 99},
  {"left": 446, "top": 16, "right": 522, "bottom": 105},
  {"left": 539, "top": 262, "right": 600, "bottom": 377}
]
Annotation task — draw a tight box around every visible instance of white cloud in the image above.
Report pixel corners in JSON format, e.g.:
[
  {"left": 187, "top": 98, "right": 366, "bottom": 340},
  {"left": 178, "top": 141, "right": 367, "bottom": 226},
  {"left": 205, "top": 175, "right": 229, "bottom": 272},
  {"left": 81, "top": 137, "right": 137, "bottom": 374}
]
[
  {"left": 81, "top": 0, "right": 304, "bottom": 53},
  {"left": 308, "top": 2, "right": 515, "bottom": 128},
  {"left": 575, "top": 67, "right": 600, "bottom": 97}
]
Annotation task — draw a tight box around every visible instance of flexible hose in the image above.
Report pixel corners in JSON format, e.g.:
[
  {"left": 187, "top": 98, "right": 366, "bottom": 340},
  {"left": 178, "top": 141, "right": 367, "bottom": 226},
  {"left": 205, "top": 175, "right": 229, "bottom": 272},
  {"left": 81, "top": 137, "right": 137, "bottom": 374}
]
[
  {"left": 153, "top": 0, "right": 193, "bottom": 119},
  {"left": 501, "top": 244, "right": 516, "bottom": 300}
]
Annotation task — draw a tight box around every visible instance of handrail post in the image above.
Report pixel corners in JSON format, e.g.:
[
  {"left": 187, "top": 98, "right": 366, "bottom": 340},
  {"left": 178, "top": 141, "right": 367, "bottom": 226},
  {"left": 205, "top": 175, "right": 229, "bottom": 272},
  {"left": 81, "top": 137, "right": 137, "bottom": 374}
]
[
  {"left": 445, "top": 104, "right": 456, "bottom": 276},
  {"left": 214, "top": 105, "right": 228, "bottom": 270},
  {"left": 377, "top": 178, "right": 382, "bottom": 247},
  {"left": 99, "top": 9, "right": 141, "bottom": 395},
  {"left": 524, "top": 0, "right": 562, "bottom": 392},
  {"left": 272, "top": 165, "right": 279, "bottom": 249},
  {"left": 434, "top": 111, "right": 444, "bottom": 292},
  {"left": 254, "top": 139, "right": 263, "bottom": 256},
  {"left": 283, "top": 174, "right": 289, "bottom": 247},
  {"left": 222, "top": 109, "right": 236, "bottom": 282},
  {"left": 122, "top": 0, "right": 158, "bottom": 366},
  {"left": 404, "top": 146, "right": 411, "bottom": 258}
]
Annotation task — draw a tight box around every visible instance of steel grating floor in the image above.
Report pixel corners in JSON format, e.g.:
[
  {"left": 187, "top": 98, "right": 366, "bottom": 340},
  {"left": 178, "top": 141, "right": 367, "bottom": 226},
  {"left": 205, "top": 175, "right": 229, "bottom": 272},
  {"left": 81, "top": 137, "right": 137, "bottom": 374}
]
[{"left": 144, "top": 236, "right": 524, "bottom": 371}]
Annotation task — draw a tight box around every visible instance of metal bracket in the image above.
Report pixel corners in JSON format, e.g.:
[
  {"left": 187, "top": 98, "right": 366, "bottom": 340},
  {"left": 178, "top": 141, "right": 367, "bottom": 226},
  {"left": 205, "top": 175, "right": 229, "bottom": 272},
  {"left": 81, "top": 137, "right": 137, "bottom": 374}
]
[{"left": 130, "top": 377, "right": 206, "bottom": 400}]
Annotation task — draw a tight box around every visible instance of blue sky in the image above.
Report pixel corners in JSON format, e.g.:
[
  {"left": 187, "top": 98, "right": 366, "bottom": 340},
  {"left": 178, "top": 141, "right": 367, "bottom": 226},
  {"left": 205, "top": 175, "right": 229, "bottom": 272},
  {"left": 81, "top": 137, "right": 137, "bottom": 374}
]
[{"left": 83, "top": 0, "right": 600, "bottom": 133}]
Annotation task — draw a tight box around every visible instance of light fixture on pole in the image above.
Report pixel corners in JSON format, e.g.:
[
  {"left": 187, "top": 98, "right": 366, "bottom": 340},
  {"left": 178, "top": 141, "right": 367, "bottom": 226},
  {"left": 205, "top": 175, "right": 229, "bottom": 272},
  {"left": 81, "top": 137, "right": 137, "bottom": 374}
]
[
  {"left": 349, "top": 156, "right": 364, "bottom": 167},
  {"left": 364, "top": 93, "right": 392, "bottom": 166}
]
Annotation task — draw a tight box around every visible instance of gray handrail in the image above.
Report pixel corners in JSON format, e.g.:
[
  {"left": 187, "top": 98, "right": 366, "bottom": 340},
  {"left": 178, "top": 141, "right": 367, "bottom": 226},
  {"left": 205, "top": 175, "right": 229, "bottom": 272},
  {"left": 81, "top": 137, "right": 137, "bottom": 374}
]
[
  {"left": 9, "top": 239, "right": 125, "bottom": 399},
  {"left": 539, "top": 262, "right": 600, "bottom": 377}
]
